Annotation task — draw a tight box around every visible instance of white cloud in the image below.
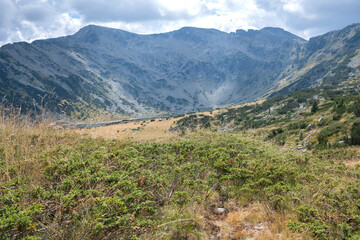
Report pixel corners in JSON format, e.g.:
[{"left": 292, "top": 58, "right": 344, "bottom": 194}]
[
  {"left": 254, "top": 0, "right": 360, "bottom": 38},
  {"left": 282, "top": 0, "right": 303, "bottom": 14},
  {"left": 158, "top": 0, "right": 202, "bottom": 15}
]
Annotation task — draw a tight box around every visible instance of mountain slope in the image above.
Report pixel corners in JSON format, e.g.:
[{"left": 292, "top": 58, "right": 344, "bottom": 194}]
[
  {"left": 0, "top": 24, "right": 359, "bottom": 119},
  {"left": 272, "top": 23, "right": 360, "bottom": 95},
  {"left": 0, "top": 25, "right": 305, "bottom": 117}
]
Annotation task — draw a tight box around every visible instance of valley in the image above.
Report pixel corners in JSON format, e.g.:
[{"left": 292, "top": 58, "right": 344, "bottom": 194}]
[
  {"left": 72, "top": 102, "right": 261, "bottom": 142},
  {"left": 0, "top": 23, "right": 358, "bottom": 120},
  {"left": 1, "top": 22, "right": 360, "bottom": 240}
]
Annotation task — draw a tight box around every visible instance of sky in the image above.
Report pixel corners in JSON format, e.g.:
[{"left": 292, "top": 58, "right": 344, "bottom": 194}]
[{"left": 0, "top": 0, "right": 360, "bottom": 46}]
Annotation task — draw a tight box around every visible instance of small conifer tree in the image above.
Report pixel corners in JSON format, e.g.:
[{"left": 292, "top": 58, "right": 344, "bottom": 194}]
[{"left": 351, "top": 122, "right": 360, "bottom": 145}]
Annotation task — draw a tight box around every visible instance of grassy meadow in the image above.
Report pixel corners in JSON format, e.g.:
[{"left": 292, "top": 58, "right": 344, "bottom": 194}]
[{"left": 1, "top": 101, "right": 360, "bottom": 240}]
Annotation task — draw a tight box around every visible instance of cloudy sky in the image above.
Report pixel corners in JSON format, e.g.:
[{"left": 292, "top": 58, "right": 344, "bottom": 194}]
[{"left": 0, "top": 0, "right": 360, "bottom": 46}]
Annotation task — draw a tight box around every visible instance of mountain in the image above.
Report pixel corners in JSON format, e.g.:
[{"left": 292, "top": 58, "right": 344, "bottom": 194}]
[
  {"left": 271, "top": 23, "right": 360, "bottom": 95},
  {"left": 0, "top": 23, "right": 359, "bottom": 118},
  {"left": 0, "top": 25, "right": 305, "bottom": 117}
]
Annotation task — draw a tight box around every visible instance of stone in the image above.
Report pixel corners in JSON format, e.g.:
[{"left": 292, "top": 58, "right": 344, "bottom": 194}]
[
  {"left": 253, "top": 223, "right": 265, "bottom": 231},
  {"left": 215, "top": 208, "right": 227, "bottom": 214}
]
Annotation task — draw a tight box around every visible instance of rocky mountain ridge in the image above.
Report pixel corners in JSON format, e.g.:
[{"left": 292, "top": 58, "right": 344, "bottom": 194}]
[{"left": 0, "top": 23, "right": 359, "bottom": 118}]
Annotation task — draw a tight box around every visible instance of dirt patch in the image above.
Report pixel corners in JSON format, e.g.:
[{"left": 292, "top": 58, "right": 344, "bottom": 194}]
[
  {"left": 342, "top": 149, "right": 360, "bottom": 167},
  {"left": 344, "top": 158, "right": 360, "bottom": 167}
]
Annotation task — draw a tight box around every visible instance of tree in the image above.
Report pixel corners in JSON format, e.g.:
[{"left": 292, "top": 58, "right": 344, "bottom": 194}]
[
  {"left": 351, "top": 122, "right": 360, "bottom": 145},
  {"left": 311, "top": 101, "right": 318, "bottom": 113},
  {"left": 203, "top": 121, "right": 211, "bottom": 129},
  {"left": 351, "top": 100, "right": 360, "bottom": 117},
  {"left": 333, "top": 98, "right": 345, "bottom": 120}
]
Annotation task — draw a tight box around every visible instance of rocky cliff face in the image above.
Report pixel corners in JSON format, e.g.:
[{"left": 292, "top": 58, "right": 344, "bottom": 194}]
[
  {"left": 0, "top": 24, "right": 358, "bottom": 118},
  {"left": 272, "top": 23, "right": 360, "bottom": 96}
]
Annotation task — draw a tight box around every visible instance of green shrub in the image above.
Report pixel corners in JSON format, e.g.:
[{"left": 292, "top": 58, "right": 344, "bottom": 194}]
[
  {"left": 287, "top": 121, "right": 308, "bottom": 130},
  {"left": 350, "top": 100, "right": 360, "bottom": 117},
  {"left": 333, "top": 98, "right": 346, "bottom": 120},
  {"left": 351, "top": 122, "right": 360, "bottom": 145},
  {"left": 317, "top": 117, "right": 331, "bottom": 127},
  {"left": 317, "top": 122, "right": 342, "bottom": 144},
  {"left": 0, "top": 132, "right": 308, "bottom": 239},
  {"left": 274, "top": 133, "right": 286, "bottom": 145},
  {"left": 266, "top": 128, "right": 284, "bottom": 140}
]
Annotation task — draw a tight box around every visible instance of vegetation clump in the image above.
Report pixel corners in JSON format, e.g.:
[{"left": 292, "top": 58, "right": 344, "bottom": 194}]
[
  {"left": 2, "top": 103, "right": 360, "bottom": 239},
  {"left": 317, "top": 122, "right": 343, "bottom": 144}
]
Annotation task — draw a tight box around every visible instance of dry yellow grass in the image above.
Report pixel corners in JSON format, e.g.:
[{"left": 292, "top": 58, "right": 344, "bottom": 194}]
[
  {"left": 345, "top": 159, "right": 360, "bottom": 167},
  {"left": 74, "top": 117, "right": 179, "bottom": 142},
  {"left": 150, "top": 199, "right": 308, "bottom": 240},
  {"left": 73, "top": 100, "right": 263, "bottom": 142},
  {"left": 0, "top": 105, "right": 68, "bottom": 185},
  {"left": 215, "top": 203, "right": 308, "bottom": 240},
  {"left": 198, "top": 100, "right": 265, "bottom": 117},
  {"left": 344, "top": 149, "right": 360, "bottom": 167},
  {"left": 339, "top": 118, "right": 347, "bottom": 123}
]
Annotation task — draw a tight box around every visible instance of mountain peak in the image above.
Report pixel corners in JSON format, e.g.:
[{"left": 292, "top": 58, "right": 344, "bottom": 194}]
[
  {"left": 235, "top": 27, "right": 304, "bottom": 40},
  {"left": 79, "top": 24, "right": 100, "bottom": 30},
  {"left": 71, "top": 24, "right": 136, "bottom": 44},
  {"left": 259, "top": 27, "right": 305, "bottom": 40},
  {"left": 75, "top": 24, "right": 133, "bottom": 35},
  {"left": 177, "top": 26, "right": 223, "bottom": 33},
  {"left": 261, "top": 27, "right": 285, "bottom": 31}
]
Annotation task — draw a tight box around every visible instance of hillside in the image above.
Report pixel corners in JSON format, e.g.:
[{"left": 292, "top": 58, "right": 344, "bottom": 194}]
[
  {"left": 0, "top": 25, "right": 306, "bottom": 119},
  {"left": 171, "top": 68, "right": 360, "bottom": 149},
  {"left": 0, "top": 24, "right": 347, "bottom": 120},
  {"left": 273, "top": 23, "right": 360, "bottom": 95},
  {"left": 1, "top": 101, "right": 360, "bottom": 239},
  {"left": 1, "top": 24, "right": 359, "bottom": 120}
]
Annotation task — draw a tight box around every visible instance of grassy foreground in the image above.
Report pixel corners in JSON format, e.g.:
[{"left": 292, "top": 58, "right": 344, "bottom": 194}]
[{"left": 1, "top": 110, "right": 360, "bottom": 239}]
